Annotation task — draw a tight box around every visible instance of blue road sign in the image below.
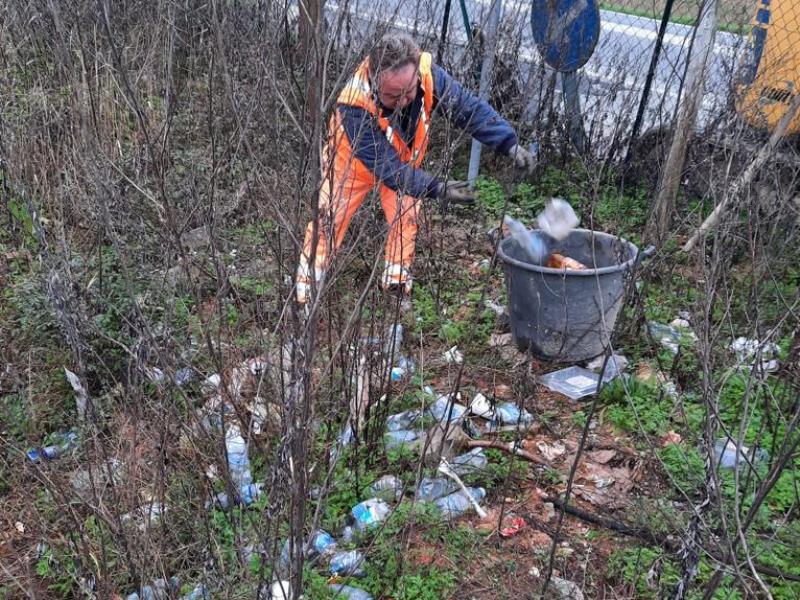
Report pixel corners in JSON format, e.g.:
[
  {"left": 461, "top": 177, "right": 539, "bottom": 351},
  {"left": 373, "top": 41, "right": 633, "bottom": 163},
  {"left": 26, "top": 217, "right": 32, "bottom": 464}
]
[{"left": 530, "top": 0, "right": 600, "bottom": 71}]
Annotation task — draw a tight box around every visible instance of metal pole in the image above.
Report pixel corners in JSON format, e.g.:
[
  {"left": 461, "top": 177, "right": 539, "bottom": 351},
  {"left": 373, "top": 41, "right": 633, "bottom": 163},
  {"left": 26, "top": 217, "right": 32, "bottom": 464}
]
[
  {"left": 437, "top": 0, "right": 453, "bottom": 64},
  {"left": 561, "top": 70, "right": 586, "bottom": 153},
  {"left": 624, "top": 0, "right": 677, "bottom": 165},
  {"left": 467, "top": 0, "right": 502, "bottom": 185}
]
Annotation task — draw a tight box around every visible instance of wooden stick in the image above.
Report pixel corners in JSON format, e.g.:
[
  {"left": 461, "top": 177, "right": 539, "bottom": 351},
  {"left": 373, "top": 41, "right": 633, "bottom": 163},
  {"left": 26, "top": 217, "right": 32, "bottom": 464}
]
[
  {"left": 466, "top": 439, "right": 547, "bottom": 465},
  {"left": 683, "top": 91, "right": 800, "bottom": 252}
]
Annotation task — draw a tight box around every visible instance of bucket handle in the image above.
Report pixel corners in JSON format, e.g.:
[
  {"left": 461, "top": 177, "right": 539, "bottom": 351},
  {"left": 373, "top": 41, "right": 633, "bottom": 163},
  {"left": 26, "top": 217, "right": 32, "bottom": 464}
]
[{"left": 632, "top": 245, "right": 656, "bottom": 270}]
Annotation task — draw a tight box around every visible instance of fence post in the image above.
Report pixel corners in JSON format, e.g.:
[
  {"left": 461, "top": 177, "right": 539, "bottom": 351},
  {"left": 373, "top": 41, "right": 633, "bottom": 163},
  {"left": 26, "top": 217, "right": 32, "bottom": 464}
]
[
  {"left": 467, "top": 0, "right": 502, "bottom": 185},
  {"left": 648, "top": 0, "right": 718, "bottom": 243},
  {"left": 624, "top": 0, "right": 677, "bottom": 165}
]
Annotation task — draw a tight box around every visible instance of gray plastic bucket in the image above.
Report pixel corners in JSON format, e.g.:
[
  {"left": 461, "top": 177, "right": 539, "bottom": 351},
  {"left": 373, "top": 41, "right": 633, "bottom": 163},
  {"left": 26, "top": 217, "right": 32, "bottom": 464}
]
[{"left": 497, "top": 229, "right": 650, "bottom": 362}]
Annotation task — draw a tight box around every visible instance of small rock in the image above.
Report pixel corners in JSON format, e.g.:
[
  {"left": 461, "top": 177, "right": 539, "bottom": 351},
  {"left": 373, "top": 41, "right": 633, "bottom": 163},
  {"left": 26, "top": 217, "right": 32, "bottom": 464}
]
[{"left": 551, "top": 576, "right": 585, "bottom": 600}]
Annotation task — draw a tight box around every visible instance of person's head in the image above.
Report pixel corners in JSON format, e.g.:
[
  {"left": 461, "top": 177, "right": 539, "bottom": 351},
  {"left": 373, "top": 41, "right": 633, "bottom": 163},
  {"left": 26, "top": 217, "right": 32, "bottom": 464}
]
[{"left": 368, "top": 34, "right": 421, "bottom": 111}]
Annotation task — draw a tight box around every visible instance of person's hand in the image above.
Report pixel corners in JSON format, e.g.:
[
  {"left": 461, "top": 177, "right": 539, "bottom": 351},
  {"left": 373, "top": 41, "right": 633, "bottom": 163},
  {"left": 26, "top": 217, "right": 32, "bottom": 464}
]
[
  {"left": 438, "top": 180, "right": 476, "bottom": 206},
  {"left": 508, "top": 144, "right": 537, "bottom": 175}
]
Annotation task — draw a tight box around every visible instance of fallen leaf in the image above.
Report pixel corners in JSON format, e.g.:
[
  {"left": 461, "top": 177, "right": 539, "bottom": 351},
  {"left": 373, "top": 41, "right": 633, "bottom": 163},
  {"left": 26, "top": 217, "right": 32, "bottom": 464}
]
[{"left": 660, "top": 430, "right": 682, "bottom": 447}]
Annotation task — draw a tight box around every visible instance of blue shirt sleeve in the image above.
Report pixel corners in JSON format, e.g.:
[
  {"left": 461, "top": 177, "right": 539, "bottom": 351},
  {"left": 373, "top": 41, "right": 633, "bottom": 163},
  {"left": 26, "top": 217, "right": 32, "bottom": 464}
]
[
  {"left": 432, "top": 64, "right": 518, "bottom": 155},
  {"left": 339, "top": 105, "right": 442, "bottom": 199}
]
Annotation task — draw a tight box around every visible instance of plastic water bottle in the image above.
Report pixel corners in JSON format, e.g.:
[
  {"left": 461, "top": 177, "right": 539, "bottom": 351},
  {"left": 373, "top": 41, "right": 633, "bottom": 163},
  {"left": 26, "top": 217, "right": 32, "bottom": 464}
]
[
  {"left": 225, "top": 426, "right": 252, "bottom": 488},
  {"left": 503, "top": 216, "right": 547, "bottom": 264},
  {"left": 310, "top": 529, "right": 337, "bottom": 557},
  {"left": 370, "top": 475, "right": 403, "bottom": 502},
  {"left": 450, "top": 448, "right": 488, "bottom": 475},
  {"left": 386, "top": 410, "right": 421, "bottom": 431},
  {"left": 328, "top": 583, "right": 374, "bottom": 600},
  {"left": 495, "top": 402, "right": 534, "bottom": 425},
  {"left": 126, "top": 577, "right": 180, "bottom": 600},
  {"left": 384, "top": 323, "right": 403, "bottom": 356},
  {"left": 351, "top": 498, "right": 391, "bottom": 531},
  {"left": 714, "top": 438, "right": 769, "bottom": 469},
  {"left": 428, "top": 395, "right": 468, "bottom": 422},
  {"left": 416, "top": 477, "right": 458, "bottom": 502},
  {"left": 435, "top": 487, "right": 487, "bottom": 520},
  {"left": 26, "top": 432, "right": 79, "bottom": 462},
  {"left": 384, "top": 429, "right": 418, "bottom": 449},
  {"left": 330, "top": 550, "right": 366, "bottom": 577},
  {"left": 181, "top": 585, "right": 209, "bottom": 600},
  {"left": 340, "top": 525, "right": 356, "bottom": 544},
  {"left": 212, "top": 482, "right": 264, "bottom": 509}
]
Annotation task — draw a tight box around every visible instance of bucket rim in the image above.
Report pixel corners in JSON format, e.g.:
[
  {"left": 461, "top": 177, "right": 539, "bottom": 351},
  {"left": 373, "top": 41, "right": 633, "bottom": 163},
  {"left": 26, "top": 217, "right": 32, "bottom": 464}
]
[{"left": 496, "top": 228, "right": 640, "bottom": 277}]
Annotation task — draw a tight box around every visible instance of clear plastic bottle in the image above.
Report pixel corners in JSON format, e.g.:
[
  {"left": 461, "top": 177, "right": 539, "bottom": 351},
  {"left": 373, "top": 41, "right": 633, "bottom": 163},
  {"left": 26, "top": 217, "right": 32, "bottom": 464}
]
[
  {"left": 330, "top": 549, "right": 366, "bottom": 577},
  {"left": 351, "top": 498, "right": 391, "bottom": 531},
  {"left": 435, "top": 487, "right": 487, "bottom": 520},
  {"left": 416, "top": 477, "right": 458, "bottom": 502},
  {"left": 714, "top": 438, "right": 769, "bottom": 469},
  {"left": 225, "top": 426, "right": 252, "bottom": 488},
  {"left": 310, "top": 529, "right": 337, "bottom": 557},
  {"left": 450, "top": 448, "right": 488, "bottom": 475},
  {"left": 495, "top": 402, "right": 534, "bottom": 425},
  {"left": 386, "top": 410, "right": 421, "bottom": 431},
  {"left": 370, "top": 475, "right": 403, "bottom": 502},
  {"left": 384, "top": 323, "right": 403, "bottom": 356},
  {"left": 503, "top": 216, "right": 547, "bottom": 264}
]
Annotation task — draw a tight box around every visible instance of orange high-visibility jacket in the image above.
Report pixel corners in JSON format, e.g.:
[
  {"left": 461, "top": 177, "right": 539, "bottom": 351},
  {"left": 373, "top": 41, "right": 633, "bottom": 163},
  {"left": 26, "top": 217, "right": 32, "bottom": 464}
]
[{"left": 323, "top": 52, "right": 435, "bottom": 185}]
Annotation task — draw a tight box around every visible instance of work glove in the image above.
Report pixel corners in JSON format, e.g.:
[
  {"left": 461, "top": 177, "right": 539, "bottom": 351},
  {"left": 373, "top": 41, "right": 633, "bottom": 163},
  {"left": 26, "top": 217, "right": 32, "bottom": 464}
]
[
  {"left": 508, "top": 143, "right": 537, "bottom": 175},
  {"left": 437, "top": 180, "right": 477, "bottom": 206}
]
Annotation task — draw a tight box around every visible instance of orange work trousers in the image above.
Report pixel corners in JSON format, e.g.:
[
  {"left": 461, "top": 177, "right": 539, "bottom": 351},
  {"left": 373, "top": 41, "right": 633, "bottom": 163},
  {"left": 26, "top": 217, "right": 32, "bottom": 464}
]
[{"left": 300, "top": 157, "right": 421, "bottom": 288}]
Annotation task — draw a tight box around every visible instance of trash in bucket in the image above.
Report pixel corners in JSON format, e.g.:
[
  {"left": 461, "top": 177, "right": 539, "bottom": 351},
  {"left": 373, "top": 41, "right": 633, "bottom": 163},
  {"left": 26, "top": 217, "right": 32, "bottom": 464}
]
[{"left": 498, "top": 229, "right": 653, "bottom": 362}]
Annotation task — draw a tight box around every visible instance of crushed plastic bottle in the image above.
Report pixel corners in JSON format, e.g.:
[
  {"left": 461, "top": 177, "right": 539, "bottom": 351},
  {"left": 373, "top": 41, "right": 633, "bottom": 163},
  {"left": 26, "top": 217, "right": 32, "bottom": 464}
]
[
  {"left": 310, "top": 529, "right": 337, "bottom": 557},
  {"left": 714, "top": 438, "right": 769, "bottom": 469},
  {"left": 428, "top": 395, "right": 467, "bottom": 423},
  {"left": 450, "top": 447, "right": 488, "bottom": 475},
  {"left": 212, "top": 482, "right": 264, "bottom": 509},
  {"left": 26, "top": 432, "right": 79, "bottom": 462},
  {"left": 180, "top": 585, "right": 209, "bottom": 600},
  {"left": 370, "top": 475, "right": 403, "bottom": 502},
  {"left": 340, "top": 525, "right": 356, "bottom": 544},
  {"left": 415, "top": 477, "right": 458, "bottom": 502},
  {"left": 330, "top": 549, "right": 366, "bottom": 577},
  {"left": 435, "top": 487, "right": 487, "bottom": 520},
  {"left": 126, "top": 576, "right": 180, "bottom": 600},
  {"left": 386, "top": 410, "right": 421, "bottom": 431},
  {"left": 385, "top": 429, "right": 419, "bottom": 449},
  {"left": 503, "top": 216, "right": 548, "bottom": 264},
  {"left": 174, "top": 367, "right": 196, "bottom": 387},
  {"left": 225, "top": 426, "right": 252, "bottom": 489},
  {"left": 351, "top": 498, "right": 391, "bottom": 531},
  {"left": 328, "top": 583, "right": 374, "bottom": 600},
  {"left": 384, "top": 323, "right": 403, "bottom": 356},
  {"left": 396, "top": 355, "right": 415, "bottom": 373},
  {"left": 494, "top": 402, "right": 533, "bottom": 426},
  {"left": 537, "top": 198, "right": 580, "bottom": 240}
]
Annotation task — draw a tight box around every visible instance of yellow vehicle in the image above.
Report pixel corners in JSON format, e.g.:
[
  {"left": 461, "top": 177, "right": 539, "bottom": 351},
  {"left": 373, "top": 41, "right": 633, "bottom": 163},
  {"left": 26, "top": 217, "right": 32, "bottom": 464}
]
[{"left": 737, "top": 0, "right": 800, "bottom": 134}]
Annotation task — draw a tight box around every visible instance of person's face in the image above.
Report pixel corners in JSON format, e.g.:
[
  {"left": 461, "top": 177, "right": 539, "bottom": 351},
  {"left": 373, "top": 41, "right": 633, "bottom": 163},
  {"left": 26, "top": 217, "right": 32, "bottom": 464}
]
[{"left": 377, "top": 63, "right": 419, "bottom": 111}]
